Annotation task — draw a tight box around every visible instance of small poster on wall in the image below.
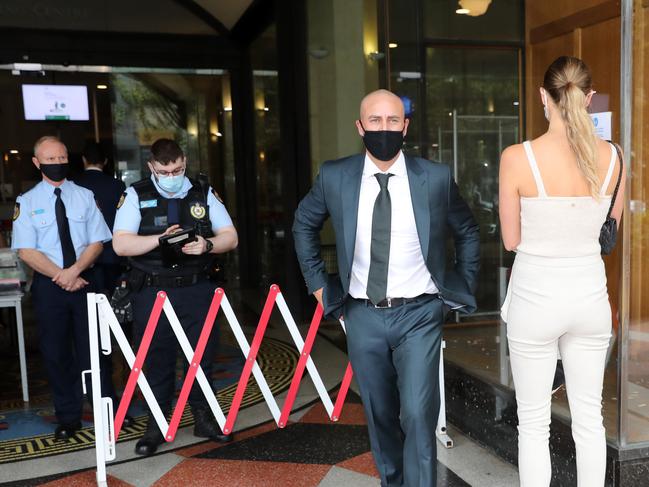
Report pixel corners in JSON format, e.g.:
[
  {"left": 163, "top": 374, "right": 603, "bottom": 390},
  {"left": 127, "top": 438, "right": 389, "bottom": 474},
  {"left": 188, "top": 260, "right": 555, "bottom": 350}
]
[{"left": 590, "top": 111, "right": 612, "bottom": 140}]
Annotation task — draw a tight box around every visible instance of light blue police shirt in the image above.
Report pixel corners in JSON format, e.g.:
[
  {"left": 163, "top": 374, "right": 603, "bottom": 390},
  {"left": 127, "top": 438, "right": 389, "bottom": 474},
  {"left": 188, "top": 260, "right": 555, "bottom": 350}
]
[
  {"left": 11, "top": 179, "right": 112, "bottom": 268},
  {"left": 113, "top": 175, "right": 234, "bottom": 233}
]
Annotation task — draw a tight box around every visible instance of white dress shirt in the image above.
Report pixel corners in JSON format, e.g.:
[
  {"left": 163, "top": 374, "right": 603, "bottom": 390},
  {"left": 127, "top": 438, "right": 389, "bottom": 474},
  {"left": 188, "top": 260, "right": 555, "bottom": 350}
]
[{"left": 349, "top": 152, "right": 439, "bottom": 299}]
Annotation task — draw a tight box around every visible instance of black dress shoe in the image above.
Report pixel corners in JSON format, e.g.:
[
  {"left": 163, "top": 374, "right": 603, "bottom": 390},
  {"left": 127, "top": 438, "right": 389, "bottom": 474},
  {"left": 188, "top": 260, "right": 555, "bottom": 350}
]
[
  {"left": 134, "top": 415, "right": 165, "bottom": 456},
  {"left": 192, "top": 407, "right": 233, "bottom": 443},
  {"left": 54, "top": 421, "right": 82, "bottom": 440}
]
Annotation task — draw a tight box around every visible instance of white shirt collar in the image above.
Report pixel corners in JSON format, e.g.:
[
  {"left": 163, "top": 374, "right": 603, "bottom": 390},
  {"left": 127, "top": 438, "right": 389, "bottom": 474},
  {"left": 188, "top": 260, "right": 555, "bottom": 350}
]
[{"left": 362, "top": 151, "right": 406, "bottom": 178}]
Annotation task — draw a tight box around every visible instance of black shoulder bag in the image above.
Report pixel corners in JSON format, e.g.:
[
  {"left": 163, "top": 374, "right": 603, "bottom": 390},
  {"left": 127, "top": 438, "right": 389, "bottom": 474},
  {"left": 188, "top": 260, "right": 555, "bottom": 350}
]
[{"left": 599, "top": 143, "right": 624, "bottom": 255}]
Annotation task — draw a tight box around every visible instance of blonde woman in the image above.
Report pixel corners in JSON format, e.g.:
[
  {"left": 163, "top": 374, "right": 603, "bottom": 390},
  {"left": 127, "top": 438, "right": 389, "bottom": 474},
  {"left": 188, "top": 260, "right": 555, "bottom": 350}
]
[{"left": 499, "top": 56, "right": 625, "bottom": 486}]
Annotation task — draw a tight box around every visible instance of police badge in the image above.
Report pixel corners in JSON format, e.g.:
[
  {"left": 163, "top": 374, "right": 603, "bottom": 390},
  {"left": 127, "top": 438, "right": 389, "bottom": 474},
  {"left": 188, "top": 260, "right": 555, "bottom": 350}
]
[
  {"left": 12, "top": 202, "right": 20, "bottom": 221},
  {"left": 190, "top": 202, "right": 206, "bottom": 219}
]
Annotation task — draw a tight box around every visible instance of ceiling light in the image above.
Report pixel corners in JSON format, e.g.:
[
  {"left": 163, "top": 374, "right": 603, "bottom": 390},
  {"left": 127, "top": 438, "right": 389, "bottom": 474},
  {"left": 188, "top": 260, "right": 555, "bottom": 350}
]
[
  {"left": 9, "top": 149, "right": 19, "bottom": 154},
  {"left": 389, "top": 43, "right": 398, "bottom": 48},
  {"left": 223, "top": 106, "right": 232, "bottom": 112},
  {"left": 96, "top": 84, "right": 108, "bottom": 90},
  {"left": 457, "top": 0, "right": 492, "bottom": 16}
]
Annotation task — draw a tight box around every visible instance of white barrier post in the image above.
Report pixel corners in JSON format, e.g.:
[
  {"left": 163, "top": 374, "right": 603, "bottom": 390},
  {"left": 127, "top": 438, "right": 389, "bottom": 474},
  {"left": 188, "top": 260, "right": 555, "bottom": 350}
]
[
  {"left": 436, "top": 340, "right": 453, "bottom": 448},
  {"left": 85, "top": 293, "right": 108, "bottom": 486}
]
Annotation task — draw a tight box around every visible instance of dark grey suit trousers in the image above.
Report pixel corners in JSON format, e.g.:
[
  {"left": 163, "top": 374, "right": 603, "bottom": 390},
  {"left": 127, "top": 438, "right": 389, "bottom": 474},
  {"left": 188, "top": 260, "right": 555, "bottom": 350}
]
[{"left": 344, "top": 294, "right": 443, "bottom": 487}]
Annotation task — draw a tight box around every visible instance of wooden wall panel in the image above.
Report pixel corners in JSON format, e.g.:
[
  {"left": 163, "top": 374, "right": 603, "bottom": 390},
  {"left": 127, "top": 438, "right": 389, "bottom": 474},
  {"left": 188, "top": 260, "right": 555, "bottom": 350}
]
[
  {"left": 580, "top": 16, "right": 621, "bottom": 141},
  {"left": 525, "top": 33, "right": 574, "bottom": 139},
  {"left": 629, "top": 3, "right": 649, "bottom": 337},
  {"left": 527, "top": 0, "right": 615, "bottom": 30}
]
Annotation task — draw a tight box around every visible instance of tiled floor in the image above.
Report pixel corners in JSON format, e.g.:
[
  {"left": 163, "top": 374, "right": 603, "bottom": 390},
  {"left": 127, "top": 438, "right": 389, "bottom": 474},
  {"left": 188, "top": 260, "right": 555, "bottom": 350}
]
[
  {"left": 9, "top": 395, "right": 517, "bottom": 487},
  {"left": 0, "top": 294, "right": 520, "bottom": 486}
]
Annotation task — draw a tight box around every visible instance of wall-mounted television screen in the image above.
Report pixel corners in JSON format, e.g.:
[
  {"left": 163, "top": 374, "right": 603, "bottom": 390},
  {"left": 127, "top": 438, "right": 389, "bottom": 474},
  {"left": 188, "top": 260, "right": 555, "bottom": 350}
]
[{"left": 22, "top": 84, "right": 90, "bottom": 121}]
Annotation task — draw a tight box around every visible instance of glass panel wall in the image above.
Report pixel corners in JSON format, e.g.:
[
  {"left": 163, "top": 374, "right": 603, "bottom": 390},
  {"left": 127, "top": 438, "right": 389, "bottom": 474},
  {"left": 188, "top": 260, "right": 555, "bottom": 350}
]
[
  {"left": 625, "top": 0, "right": 649, "bottom": 447},
  {"left": 424, "top": 47, "right": 519, "bottom": 314},
  {"left": 387, "top": 0, "right": 521, "bottom": 316},
  {"left": 250, "top": 25, "right": 283, "bottom": 288}
]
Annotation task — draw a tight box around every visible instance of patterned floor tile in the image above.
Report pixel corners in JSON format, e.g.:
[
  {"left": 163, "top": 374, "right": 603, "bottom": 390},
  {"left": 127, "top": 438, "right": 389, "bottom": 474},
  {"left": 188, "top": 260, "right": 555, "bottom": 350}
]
[
  {"left": 298, "top": 402, "right": 367, "bottom": 426},
  {"left": 336, "top": 451, "right": 380, "bottom": 478},
  {"left": 153, "top": 459, "right": 331, "bottom": 487}
]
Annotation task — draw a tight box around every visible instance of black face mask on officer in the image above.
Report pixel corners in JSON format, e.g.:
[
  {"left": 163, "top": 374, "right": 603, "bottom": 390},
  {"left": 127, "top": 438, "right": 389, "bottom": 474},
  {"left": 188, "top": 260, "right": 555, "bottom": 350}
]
[
  {"left": 40, "top": 163, "right": 69, "bottom": 182},
  {"left": 359, "top": 122, "right": 405, "bottom": 162}
]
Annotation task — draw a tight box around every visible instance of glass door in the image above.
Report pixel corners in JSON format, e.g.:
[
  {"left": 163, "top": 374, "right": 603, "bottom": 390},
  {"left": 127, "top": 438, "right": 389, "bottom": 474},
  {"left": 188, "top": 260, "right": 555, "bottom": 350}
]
[{"left": 423, "top": 46, "right": 521, "bottom": 315}]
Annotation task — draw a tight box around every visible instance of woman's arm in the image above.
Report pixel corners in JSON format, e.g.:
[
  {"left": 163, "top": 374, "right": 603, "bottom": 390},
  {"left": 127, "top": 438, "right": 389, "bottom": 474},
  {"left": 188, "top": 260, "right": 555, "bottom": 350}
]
[{"left": 499, "top": 146, "right": 522, "bottom": 252}]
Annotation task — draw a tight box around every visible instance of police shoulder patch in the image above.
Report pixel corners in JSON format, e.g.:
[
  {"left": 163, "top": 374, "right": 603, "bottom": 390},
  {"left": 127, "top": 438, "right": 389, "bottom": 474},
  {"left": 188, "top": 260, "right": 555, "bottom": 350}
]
[
  {"left": 211, "top": 187, "right": 223, "bottom": 203},
  {"left": 117, "top": 192, "right": 127, "bottom": 209},
  {"left": 12, "top": 202, "right": 20, "bottom": 221}
]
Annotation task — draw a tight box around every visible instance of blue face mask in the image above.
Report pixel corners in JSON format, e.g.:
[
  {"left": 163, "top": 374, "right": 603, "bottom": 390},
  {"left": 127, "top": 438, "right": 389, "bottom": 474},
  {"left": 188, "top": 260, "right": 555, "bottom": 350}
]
[{"left": 156, "top": 173, "right": 184, "bottom": 193}]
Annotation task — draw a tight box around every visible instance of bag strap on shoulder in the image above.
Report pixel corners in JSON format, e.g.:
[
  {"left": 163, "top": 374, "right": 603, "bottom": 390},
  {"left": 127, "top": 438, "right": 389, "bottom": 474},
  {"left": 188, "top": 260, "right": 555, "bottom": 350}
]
[{"left": 606, "top": 141, "right": 624, "bottom": 219}]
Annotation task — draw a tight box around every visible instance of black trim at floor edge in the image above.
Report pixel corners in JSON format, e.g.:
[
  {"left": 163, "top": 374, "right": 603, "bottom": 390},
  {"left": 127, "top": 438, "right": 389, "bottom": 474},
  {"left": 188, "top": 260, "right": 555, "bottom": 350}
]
[{"left": 444, "top": 360, "right": 649, "bottom": 487}]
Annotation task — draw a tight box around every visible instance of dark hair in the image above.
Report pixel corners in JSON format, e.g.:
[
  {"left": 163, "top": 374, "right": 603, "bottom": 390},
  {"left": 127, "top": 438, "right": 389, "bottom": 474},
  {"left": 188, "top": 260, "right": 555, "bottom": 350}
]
[
  {"left": 542, "top": 56, "right": 599, "bottom": 197},
  {"left": 82, "top": 141, "right": 106, "bottom": 165},
  {"left": 150, "top": 138, "right": 184, "bottom": 165}
]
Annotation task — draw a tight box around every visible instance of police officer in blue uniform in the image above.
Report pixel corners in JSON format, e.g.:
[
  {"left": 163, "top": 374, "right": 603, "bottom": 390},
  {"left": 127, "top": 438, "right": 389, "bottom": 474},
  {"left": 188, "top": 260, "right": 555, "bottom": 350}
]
[
  {"left": 75, "top": 141, "right": 127, "bottom": 294},
  {"left": 113, "top": 138, "right": 238, "bottom": 456},
  {"left": 12, "top": 136, "right": 122, "bottom": 439}
]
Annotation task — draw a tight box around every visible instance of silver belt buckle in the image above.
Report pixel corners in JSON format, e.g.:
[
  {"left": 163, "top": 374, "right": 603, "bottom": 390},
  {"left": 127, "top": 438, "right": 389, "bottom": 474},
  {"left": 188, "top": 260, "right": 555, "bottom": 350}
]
[{"left": 375, "top": 297, "right": 392, "bottom": 308}]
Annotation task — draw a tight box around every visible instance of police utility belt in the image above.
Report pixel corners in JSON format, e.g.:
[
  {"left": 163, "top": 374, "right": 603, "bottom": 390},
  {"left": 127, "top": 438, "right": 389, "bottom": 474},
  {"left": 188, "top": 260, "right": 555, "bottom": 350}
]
[{"left": 143, "top": 273, "right": 207, "bottom": 288}]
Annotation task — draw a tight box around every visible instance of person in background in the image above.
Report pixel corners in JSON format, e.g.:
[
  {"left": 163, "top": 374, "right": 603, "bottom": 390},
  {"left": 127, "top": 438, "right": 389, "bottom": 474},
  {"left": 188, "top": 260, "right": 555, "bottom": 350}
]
[
  {"left": 75, "top": 140, "right": 126, "bottom": 294},
  {"left": 11, "top": 136, "right": 128, "bottom": 439},
  {"left": 113, "top": 138, "right": 238, "bottom": 456},
  {"left": 499, "top": 56, "right": 625, "bottom": 486}
]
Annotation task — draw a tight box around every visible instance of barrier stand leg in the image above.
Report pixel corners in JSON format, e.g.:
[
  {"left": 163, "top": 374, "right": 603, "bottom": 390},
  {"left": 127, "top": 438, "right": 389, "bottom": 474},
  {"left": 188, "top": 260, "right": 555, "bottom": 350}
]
[
  {"left": 86, "top": 293, "right": 108, "bottom": 487},
  {"left": 436, "top": 340, "right": 453, "bottom": 449}
]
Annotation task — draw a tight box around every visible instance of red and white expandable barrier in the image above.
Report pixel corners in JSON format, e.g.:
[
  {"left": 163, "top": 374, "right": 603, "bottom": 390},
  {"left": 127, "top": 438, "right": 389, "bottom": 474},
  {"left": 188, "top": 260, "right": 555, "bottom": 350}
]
[{"left": 84, "top": 285, "right": 452, "bottom": 486}]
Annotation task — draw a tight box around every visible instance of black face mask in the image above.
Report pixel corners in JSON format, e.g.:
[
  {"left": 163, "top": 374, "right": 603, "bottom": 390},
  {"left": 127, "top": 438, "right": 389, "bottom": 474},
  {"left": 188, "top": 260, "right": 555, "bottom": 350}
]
[
  {"left": 40, "top": 163, "right": 69, "bottom": 182},
  {"left": 360, "top": 123, "right": 404, "bottom": 161}
]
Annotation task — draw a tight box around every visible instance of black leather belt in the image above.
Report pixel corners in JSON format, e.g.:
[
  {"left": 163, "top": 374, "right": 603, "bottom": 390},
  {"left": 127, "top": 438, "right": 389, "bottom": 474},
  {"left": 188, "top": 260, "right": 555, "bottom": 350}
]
[
  {"left": 357, "top": 293, "right": 437, "bottom": 309},
  {"left": 144, "top": 273, "right": 206, "bottom": 288}
]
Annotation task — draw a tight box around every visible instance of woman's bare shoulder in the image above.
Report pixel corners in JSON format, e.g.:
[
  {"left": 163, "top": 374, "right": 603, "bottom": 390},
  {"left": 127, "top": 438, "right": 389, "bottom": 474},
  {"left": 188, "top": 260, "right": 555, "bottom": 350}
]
[{"left": 500, "top": 143, "right": 526, "bottom": 172}]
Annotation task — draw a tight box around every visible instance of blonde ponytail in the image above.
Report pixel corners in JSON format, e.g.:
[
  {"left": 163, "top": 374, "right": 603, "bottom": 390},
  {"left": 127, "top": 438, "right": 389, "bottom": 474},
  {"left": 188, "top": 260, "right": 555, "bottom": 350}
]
[
  {"left": 543, "top": 56, "right": 600, "bottom": 198},
  {"left": 559, "top": 84, "right": 600, "bottom": 198}
]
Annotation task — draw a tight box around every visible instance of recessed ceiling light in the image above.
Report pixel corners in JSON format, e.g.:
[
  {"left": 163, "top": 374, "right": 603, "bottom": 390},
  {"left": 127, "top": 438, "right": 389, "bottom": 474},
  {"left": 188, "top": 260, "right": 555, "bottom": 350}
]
[
  {"left": 456, "top": 8, "right": 470, "bottom": 14},
  {"left": 96, "top": 84, "right": 108, "bottom": 90},
  {"left": 389, "top": 43, "right": 398, "bottom": 48}
]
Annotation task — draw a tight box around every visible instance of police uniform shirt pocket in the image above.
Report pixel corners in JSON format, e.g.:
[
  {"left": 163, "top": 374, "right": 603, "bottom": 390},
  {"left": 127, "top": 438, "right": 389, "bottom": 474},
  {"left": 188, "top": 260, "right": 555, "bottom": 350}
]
[
  {"left": 31, "top": 211, "right": 58, "bottom": 249},
  {"left": 68, "top": 209, "right": 93, "bottom": 247},
  {"left": 67, "top": 212, "right": 87, "bottom": 227}
]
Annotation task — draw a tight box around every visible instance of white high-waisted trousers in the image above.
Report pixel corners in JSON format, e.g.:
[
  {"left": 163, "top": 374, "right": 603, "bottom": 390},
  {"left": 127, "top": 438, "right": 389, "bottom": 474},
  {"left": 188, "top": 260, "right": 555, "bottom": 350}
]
[{"left": 502, "top": 252, "right": 612, "bottom": 487}]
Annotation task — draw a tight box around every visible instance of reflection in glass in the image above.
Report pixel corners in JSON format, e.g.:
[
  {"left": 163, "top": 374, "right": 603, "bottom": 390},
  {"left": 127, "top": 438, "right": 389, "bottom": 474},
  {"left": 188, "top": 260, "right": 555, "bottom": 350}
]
[{"left": 251, "top": 26, "right": 284, "bottom": 287}]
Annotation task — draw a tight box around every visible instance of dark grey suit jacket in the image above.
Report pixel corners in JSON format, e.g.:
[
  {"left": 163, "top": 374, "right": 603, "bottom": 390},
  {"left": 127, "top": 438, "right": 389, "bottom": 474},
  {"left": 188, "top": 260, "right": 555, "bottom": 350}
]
[{"left": 293, "top": 153, "right": 480, "bottom": 319}]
